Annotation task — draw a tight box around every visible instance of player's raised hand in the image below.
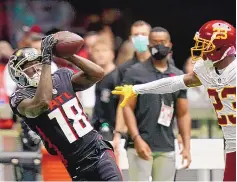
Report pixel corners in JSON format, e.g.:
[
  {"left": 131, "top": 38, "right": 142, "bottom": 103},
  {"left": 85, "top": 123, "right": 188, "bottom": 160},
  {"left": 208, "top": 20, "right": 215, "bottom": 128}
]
[
  {"left": 111, "top": 85, "right": 137, "bottom": 107},
  {"left": 41, "top": 35, "right": 58, "bottom": 65}
]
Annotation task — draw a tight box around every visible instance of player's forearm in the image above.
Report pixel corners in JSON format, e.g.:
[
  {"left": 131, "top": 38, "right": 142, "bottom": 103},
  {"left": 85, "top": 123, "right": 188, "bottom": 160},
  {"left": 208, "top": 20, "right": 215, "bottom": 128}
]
[
  {"left": 67, "top": 54, "right": 104, "bottom": 80},
  {"left": 177, "top": 114, "right": 191, "bottom": 150},
  {"left": 133, "top": 75, "right": 188, "bottom": 95},
  {"left": 123, "top": 106, "right": 139, "bottom": 139},
  {"left": 115, "top": 105, "right": 128, "bottom": 133},
  {"left": 34, "top": 64, "right": 53, "bottom": 104}
]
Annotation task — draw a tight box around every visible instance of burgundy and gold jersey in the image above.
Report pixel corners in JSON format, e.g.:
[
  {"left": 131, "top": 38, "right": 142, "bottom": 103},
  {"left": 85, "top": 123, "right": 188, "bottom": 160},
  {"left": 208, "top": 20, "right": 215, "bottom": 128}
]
[
  {"left": 10, "top": 68, "right": 99, "bottom": 167},
  {"left": 194, "top": 59, "right": 236, "bottom": 153}
]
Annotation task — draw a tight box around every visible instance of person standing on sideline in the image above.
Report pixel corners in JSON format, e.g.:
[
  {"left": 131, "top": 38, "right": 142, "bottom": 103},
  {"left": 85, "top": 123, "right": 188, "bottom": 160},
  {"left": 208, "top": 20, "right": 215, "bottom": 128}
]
[
  {"left": 112, "top": 20, "right": 151, "bottom": 162},
  {"left": 90, "top": 38, "right": 118, "bottom": 141},
  {"left": 118, "top": 27, "right": 192, "bottom": 181}
]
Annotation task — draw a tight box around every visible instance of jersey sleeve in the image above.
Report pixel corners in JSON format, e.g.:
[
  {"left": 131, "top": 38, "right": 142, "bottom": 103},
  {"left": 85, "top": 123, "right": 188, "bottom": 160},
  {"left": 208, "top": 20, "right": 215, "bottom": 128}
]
[
  {"left": 56, "top": 67, "right": 98, "bottom": 92},
  {"left": 193, "top": 60, "right": 209, "bottom": 87},
  {"left": 176, "top": 71, "right": 187, "bottom": 99},
  {"left": 55, "top": 67, "right": 74, "bottom": 80},
  {"left": 177, "top": 89, "right": 187, "bottom": 99},
  {"left": 169, "top": 67, "right": 187, "bottom": 99},
  {"left": 9, "top": 91, "right": 27, "bottom": 116},
  {"left": 193, "top": 59, "right": 204, "bottom": 75},
  {"left": 54, "top": 67, "right": 78, "bottom": 91}
]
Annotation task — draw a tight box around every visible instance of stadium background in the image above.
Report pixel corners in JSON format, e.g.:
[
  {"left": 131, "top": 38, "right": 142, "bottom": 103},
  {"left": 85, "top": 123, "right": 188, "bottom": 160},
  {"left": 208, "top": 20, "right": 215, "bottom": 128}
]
[
  {"left": 70, "top": 0, "right": 236, "bottom": 69},
  {"left": 0, "top": 0, "right": 235, "bottom": 181}
]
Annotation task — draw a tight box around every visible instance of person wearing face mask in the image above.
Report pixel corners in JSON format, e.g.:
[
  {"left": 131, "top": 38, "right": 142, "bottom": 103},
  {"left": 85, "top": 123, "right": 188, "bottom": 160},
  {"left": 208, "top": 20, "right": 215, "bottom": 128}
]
[
  {"left": 118, "top": 27, "right": 191, "bottom": 181},
  {"left": 112, "top": 20, "right": 151, "bottom": 165},
  {"left": 131, "top": 31, "right": 177, "bottom": 66}
]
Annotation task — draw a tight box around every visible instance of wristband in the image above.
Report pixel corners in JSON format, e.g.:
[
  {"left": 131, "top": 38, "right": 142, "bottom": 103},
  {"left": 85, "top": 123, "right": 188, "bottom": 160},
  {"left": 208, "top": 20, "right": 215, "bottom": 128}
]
[
  {"left": 132, "top": 134, "right": 140, "bottom": 141},
  {"left": 41, "top": 55, "right": 51, "bottom": 65},
  {"left": 113, "top": 130, "right": 123, "bottom": 136}
]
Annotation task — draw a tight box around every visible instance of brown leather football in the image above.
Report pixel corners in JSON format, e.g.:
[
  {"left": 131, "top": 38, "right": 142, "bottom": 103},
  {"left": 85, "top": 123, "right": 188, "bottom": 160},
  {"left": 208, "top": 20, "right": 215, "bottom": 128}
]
[{"left": 53, "top": 31, "right": 84, "bottom": 58}]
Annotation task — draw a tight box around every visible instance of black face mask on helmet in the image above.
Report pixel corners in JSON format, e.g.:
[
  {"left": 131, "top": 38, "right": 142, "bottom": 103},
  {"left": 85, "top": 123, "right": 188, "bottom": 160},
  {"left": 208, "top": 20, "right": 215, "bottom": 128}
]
[{"left": 149, "top": 44, "right": 171, "bottom": 60}]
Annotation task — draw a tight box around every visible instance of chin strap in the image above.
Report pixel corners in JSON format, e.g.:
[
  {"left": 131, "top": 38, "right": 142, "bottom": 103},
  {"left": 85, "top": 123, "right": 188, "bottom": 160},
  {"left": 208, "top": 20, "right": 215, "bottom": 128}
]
[
  {"left": 204, "top": 46, "right": 236, "bottom": 68},
  {"left": 29, "top": 73, "right": 40, "bottom": 87},
  {"left": 29, "top": 79, "right": 38, "bottom": 87},
  {"left": 218, "top": 46, "right": 236, "bottom": 62}
]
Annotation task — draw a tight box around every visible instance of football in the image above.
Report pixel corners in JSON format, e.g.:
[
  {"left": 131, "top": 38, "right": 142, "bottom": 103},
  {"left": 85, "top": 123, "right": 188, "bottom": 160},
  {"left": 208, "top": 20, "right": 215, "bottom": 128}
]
[{"left": 53, "top": 31, "right": 84, "bottom": 58}]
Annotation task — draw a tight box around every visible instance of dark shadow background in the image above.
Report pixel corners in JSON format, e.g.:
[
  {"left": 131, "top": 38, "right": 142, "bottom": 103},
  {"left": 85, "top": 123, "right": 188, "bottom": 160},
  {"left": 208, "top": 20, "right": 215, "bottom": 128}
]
[{"left": 69, "top": 0, "right": 236, "bottom": 69}]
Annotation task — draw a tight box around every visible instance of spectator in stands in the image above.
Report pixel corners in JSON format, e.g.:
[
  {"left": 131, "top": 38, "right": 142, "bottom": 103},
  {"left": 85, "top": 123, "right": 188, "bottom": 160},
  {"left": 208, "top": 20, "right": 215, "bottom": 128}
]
[
  {"left": 0, "top": 1, "right": 9, "bottom": 41},
  {"left": 0, "top": 41, "right": 14, "bottom": 129},
  {"left": 116, "top": 40, "right": 134, "bottom": 66},
  {"left": 0, "top": 41, "right": 14, "bottom": 62},
  {"left": 86, "top": 14, "right": 103, "bottom": 32},
  {"left": 78, "top": 31, "right": 114, "bottom": 113},
  {"left": 101, "top": 8, "right": 129, "bottom": 51},
  {"left": 77, "top": 32, "right": 99, "bottom": 112},
  {"left": 121, "top": 27, "right": 191, "bottom": 181},
  {"left": 99, "top": 26, "right": 115, "bottom": 52},
  {"left": 17, "top": 25, "right": 43, "bottom": 48},
  {"left": 77, "top": 31, "right": 99, "bottom": 59},
  {"left": 90, "top": 38, "right": 118, "bottom": 140}
]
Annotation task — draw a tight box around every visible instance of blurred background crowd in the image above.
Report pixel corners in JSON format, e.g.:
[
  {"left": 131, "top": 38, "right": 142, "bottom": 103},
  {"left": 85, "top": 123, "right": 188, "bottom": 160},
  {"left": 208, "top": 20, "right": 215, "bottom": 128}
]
[{"left": 0, "top": 0, "right": 235, "bottom": 181}]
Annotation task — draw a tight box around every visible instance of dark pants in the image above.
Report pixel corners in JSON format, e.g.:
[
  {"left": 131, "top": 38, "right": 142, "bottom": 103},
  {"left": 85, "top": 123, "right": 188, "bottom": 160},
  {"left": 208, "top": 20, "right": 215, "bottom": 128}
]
[
  {"left": 72, "top": 149, "right": 123, "bottom": 181},
  {"left": 66, "top": 139, "right": 123, "bottom": 181}
]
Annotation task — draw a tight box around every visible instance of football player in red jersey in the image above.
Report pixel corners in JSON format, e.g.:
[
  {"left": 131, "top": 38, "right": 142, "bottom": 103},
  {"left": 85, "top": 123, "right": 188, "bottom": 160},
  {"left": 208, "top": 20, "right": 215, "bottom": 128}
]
[
  {"left": 9, "top": 35, "right": 123, "bottom": 181},
  {"left": 112, "top": 20, "right": 236, "bottom": 181}
]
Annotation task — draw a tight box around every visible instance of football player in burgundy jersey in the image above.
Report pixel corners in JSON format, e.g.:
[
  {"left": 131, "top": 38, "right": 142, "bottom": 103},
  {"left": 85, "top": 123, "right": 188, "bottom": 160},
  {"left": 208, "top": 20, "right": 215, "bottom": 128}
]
[
  {"left": 112, "top": 20, "right": 236, "bottom": 181},
  {"left": 9, "top": 35, "right": 123, "bottom": 181}
]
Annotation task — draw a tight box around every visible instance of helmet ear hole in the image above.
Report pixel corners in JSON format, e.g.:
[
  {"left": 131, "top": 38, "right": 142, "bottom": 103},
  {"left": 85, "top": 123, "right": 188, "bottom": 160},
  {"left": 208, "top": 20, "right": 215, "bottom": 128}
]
[
  {"left": 193, "top": 50, "right": 202, "bottom": 57},
  {"left": 216, "top": 47, "right": 222, "bottom": 52}
]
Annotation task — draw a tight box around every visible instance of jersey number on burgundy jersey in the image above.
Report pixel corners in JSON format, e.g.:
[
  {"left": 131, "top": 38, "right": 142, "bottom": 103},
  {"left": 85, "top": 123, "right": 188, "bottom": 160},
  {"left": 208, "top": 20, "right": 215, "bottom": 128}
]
[{"left": 207, "top": 87, "right": 236, "bottom": 126}]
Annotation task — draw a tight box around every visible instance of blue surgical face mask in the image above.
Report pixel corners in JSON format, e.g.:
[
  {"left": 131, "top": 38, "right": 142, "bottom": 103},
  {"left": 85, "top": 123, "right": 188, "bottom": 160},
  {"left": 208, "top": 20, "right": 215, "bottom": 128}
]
[{"left": 131, "top": 35, "right": 149, "bottom": 53}]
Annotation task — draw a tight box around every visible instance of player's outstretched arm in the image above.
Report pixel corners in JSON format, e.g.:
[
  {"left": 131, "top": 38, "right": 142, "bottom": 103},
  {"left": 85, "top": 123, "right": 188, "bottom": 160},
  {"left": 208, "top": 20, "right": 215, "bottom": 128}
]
[
  {"left": 133, "top": 72, "right": 201, "bottom": 94},
  {"left": 112, "top": 72, "right": 202, "bottom": 107},
  {"left": 18, "top": 35, "right": 56, "bottom": 117},
  {"left": 66, "top": 54, "right": 104, "bottom": 91}
]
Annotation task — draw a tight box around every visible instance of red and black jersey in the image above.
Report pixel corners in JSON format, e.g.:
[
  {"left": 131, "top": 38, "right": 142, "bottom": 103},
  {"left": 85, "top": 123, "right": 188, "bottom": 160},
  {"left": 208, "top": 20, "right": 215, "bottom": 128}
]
[{"left": 10, "top": 68, "right": 100, "bottom": 167}]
